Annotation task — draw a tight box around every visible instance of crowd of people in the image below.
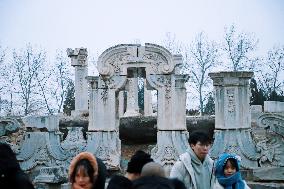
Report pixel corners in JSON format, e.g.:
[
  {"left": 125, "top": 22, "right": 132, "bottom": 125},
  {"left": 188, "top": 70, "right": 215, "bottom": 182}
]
[{"left": 0, "top": 130, "right": 250, "bottom": 189}]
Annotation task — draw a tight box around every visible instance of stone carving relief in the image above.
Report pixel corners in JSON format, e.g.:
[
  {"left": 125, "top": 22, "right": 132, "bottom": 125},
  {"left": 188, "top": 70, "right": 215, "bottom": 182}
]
[
  {"left": 151, "top": 131, "right": 189, "bottom": 176},
  {"left": 254, "top": 113, "right": 284, "bottom": 167},
  {"left": 61, "top": 127, "right": 86, "bottom": 157},
  {"left": 226, "top": 88, "right": 236, "bottom": 113},
  {"left": 0, "top": 118, "right": 24, "bottom": 153}
]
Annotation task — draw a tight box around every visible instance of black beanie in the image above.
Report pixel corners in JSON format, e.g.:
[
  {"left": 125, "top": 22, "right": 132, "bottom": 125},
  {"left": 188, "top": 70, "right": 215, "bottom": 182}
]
[{"left": 126, "top": 150, "right": 153, "bottom": 173}]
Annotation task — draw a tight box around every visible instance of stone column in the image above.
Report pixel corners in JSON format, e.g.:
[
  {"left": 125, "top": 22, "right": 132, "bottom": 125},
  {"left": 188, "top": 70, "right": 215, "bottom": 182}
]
[
  {"left": 144, "top": 80, "right": 153, "bottom": 116},
  {"left": 209, "top": 71, "right": 259, "bottom": 168},
  {"left": 124, "top": 77, "right": 140, "bottom": 117},
  {"left": 118, "top": 91, "right": 125, "bottom": 117},
  {"left": 86, "top": 76, "right": 121, "bottom": 170},
  {"left": 149, "top": 74, "right": 189, "bottom": 176},
  {"left": 67, "top": 48, "right": 88, "bottom": 116}
]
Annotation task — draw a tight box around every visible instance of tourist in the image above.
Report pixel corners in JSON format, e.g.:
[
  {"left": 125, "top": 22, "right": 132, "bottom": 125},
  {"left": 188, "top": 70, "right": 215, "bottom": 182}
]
[
  {"left": 170, "top": 130, "right": 217, "bottom": 189},
  {"left": 125, "top": 150, "right": 153, "bottom": 181},
  {"left": 0, "top": 142, "right": 35, "bottom": 189},
  {"left": 141, "top": 162, "right": 166, "bottom": 177},
  {"left": 107, "top": 175, "right": 133, "bottom": 189},
  {"left": 69, "top": 152, "right": 107, "bottom": 189},
  {"left": 133, "top": 176, "right": 175, "bottom": 189},
  {"left": 214, "top": 153, "right": 250, "bottom": 189}
]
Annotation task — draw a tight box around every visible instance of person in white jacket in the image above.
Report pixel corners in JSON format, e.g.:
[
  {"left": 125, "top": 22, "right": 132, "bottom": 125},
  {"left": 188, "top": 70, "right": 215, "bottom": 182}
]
[
  {"left": 170, "top": 130, "right": 217, "bottom": 189},
  {"left": 214, "top": 153, "right": 250, "bottom": 189}
]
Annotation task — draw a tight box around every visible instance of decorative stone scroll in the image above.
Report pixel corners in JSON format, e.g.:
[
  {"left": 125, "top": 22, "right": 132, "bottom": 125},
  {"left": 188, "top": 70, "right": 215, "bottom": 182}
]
[
  {"left": 86, "top": 131, "right": 121, "bottom": 170},
  {"left": 255, "top": 113, "right": 284, "bottom": 167},
  {"left": 97, "top": 43, "right": 182, "bottom": 77},
  {"left": 151, "top": 130, "right": 189, "bottom": 176}
]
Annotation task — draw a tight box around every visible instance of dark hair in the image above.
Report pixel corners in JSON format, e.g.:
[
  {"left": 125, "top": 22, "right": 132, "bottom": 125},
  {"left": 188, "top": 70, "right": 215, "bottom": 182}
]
[
  {"left": 0, "top": 143, "right": 21, "bottom": 173},
  {"left": 188, "top": 130, "right": 211, "bottom": 145},
  {"left": 127, "top": 150, "right": 153, "bottom": 173},
  {"left": 170, "top": 178, "right": 186, "bottom": 189},
  {"left": 70, "top": 159, "right": 96, "bottom": 184},
  {"left": 107, "top": 175, "right": 133, "bottom": 189},
  {"left": 133, "top": 176, "right": 175, "bottom": 189},
  {"left": 224, "top": 158, "right": 239, "bottom": 171}
]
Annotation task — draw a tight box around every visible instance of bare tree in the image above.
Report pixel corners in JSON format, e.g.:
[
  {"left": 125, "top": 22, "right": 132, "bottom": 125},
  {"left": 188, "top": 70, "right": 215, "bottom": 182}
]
[
  {"left": 223, "top": 24, "right": 258, "bottom": 71},
  {"left": 185, "top": 32, "right": 219, "bottom": 115},
  {"left": 13, "top": 44, "right": 47, "bottom": 115},
  {"left": 52, "top": 50, "right": 72, "bottom": 113},
  {"left": 162, "top": 32, "right": 184, "bottom": 54},
  {"left": 259, "top": 45, "right": 284, "bottom": 97}
]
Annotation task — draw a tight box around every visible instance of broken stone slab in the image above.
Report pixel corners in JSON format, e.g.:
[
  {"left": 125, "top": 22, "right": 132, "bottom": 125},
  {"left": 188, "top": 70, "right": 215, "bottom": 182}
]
[
  {"left": 247, "top": 181, "right": 284, "bottom": 189},
  {"left": 34, "top": 166, "right": 68, "bottom": 183},
  {"left": 22, "top": 115, "right": 59, "bottom": 131},
  {"left": 253, "top": 167, "right": 284, "bottom": 181}
]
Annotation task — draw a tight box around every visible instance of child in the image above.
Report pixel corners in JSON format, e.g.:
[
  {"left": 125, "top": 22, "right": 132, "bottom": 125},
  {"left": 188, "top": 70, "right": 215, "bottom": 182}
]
[
  {"left": 69, "top": 152, "right": 107, "bottom": 189},
  {"left": 214, "top": 153, "right": 250, "bottom": 189}
]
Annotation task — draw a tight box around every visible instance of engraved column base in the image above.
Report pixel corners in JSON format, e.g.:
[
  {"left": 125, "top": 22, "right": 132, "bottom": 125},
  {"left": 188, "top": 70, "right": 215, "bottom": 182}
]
[
  {"left": 210, "top": 129, "right": 259, "bottom": 169},
  {"left": 86, "top": 131, "right": 121, "bottom": 170},
  {"left": 151, "top": 130, "right": 189, "bottom": 176},
  {"left": 123, "top": 110, "right": 141, "bottom": 117}
]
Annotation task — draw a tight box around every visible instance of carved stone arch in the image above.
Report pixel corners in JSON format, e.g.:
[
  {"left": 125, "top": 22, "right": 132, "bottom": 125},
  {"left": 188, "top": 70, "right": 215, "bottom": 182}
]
[{"left": 97, "top": 43, "right": 180, "bottom": 77}]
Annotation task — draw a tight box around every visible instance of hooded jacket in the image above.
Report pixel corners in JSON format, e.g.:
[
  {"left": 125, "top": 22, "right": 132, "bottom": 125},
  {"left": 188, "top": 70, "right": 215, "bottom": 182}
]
[
  {"left": 213, "top": 153, "right": 250, "bottom": 189},
  {"left": 170, "top": 148, "right": 217, "bottom": 189},
  {"left": 69, "top": 152, "right": 107, "bottom": 189}
]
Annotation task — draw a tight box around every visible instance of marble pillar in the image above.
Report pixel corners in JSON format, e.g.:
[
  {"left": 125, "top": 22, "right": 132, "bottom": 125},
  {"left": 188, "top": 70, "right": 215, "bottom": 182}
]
[
  {"left": 67, "top": 48, "right": 88, "bottom": 115},
  {"left": 124, "top": 78, "right": 140, "bottom": 117},
  {"left": 209, "top": 71, "right": 259, "bottom": 168},
  {"left": 144, "top": 80, "right": 154, "bottom": 116}
]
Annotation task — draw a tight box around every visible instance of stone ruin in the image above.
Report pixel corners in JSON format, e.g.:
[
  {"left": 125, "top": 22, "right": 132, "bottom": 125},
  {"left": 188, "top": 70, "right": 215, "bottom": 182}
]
[{"left": 0, "top": 43, "right": 283, "bottom": 188}]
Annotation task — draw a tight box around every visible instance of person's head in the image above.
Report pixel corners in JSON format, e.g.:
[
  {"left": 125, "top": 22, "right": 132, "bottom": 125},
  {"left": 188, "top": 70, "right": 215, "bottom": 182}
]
[
  {"left": 69, "top": 152, "right": 98, "bottom": 189},
  {"left": 126, "top": 150, "right": 153, "bottom": 180},
  {"left": 215, "top": 153, "right": 240, "bottom": 178},
  {"left": 188, "top": 131, "right": 211, "bottom": 161},
  {"left": 141, "top": 162, "right": 165, "bottom": 177},
  {"left": 107, "top": 175, "right": 133, "bottom": 189},
  {"left": 133, "top": 176, "right": 175, "bottom": 189}
]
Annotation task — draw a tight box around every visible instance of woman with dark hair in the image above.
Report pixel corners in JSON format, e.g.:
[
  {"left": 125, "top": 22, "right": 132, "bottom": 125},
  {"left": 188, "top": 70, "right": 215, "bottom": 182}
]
[
  {"left": 0, "top": 142, "right": 34, "bottom": 189},
  {"left": 69, "top": 152, "right": 107, "bottom": 189}
]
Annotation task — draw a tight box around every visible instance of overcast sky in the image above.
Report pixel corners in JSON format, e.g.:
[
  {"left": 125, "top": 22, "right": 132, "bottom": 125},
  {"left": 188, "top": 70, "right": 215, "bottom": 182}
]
[{"left": 0, "top": 0, "right": 284, "bottom": 58}]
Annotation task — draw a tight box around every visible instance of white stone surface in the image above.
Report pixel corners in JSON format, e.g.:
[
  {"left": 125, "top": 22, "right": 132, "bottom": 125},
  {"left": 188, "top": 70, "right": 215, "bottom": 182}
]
[
  {"left": 67, "top": 48, "right": 88, "bottom": 113},
  {"left": 124, "top": 78, "right": 140, "bottom": 117},
  {"left": 144, "top": 83, "right": 154, "bottom": 116},
  {"left": 264, "top": 101, "right": 284, "bottom": 113},
  {"left": 209, "top": 72, "right": 253, "bottom": 129},
  {"left": 22, "top": 115, "right": 59, "bottom": 131}
]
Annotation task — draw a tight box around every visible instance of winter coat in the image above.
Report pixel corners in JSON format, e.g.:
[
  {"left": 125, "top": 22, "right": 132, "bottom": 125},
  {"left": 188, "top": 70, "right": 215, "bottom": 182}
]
[
  {"left": 0, "top": 143, "right": 34, "bottom": 189},
  {"left": 0, "top": 169, "right": 35, "bottom": 189},
  {"left": 69, "top": 152, "right": 107, "bottom": 189},
  {"left": 214, "top": 153, "right": 250, "bottom": 189},
  {"left": 170, "top": 150, "right": 217, "bottom": 189},
  {"left": 213, "top": 180, "right": 250, "bottom": 189}
]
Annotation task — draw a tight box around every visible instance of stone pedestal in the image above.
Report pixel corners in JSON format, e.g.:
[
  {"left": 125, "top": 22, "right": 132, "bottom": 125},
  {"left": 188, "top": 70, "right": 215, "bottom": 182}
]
[
  {"left": 67, "top": 48, "right": 88, "bottom": 114},
  {"left": 209, "top": 71, "right": 259, "bottom": 168},
  {"left": 151, "top": 130, "right": 189, "bottom": 176}
]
